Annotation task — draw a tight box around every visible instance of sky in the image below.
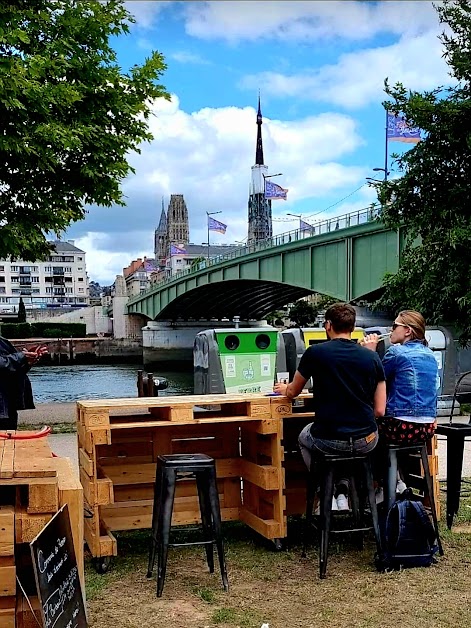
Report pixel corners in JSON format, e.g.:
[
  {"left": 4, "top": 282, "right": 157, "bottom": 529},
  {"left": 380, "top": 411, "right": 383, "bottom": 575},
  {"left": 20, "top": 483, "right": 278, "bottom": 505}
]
[{"left": 65, "top": 0, "right": 454, "bottom": 285}]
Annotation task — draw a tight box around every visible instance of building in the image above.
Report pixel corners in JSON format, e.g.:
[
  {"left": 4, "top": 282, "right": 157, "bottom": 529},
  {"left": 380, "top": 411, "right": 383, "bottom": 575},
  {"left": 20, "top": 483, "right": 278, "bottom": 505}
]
[
  {"left": 123, "top": 257, "right": 159, "bottom": 296},
  {"left": 0, "top": 240, "right": 89, "bottom": 311},
  {"left": 247, "top": 97, "right": 272, "bottom": 245},
  {"left": 163, "top": 243, "right": 241, "bottom": 278},
  {"left": 154, "top": 199, "right": 168, "bottom": 264}
]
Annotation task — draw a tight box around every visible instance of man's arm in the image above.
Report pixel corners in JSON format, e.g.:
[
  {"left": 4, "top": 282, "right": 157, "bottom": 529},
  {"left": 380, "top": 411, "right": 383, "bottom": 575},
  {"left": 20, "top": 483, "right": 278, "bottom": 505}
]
[
  {"left": 373, "top": 380, "right": 386, "bottom": 418},
  {"left": 273, "top": 370, "right": 308, "bottom": 399}
]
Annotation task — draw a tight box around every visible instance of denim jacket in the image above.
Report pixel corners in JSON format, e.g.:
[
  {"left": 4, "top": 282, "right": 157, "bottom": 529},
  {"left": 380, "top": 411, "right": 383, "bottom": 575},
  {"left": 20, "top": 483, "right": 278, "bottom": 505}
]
[
  {"left": 383, "top": 340, "right": 438, "bottom": 418},
  {"left": 0, "top": 337, "right": 34, "bottom": 419}
]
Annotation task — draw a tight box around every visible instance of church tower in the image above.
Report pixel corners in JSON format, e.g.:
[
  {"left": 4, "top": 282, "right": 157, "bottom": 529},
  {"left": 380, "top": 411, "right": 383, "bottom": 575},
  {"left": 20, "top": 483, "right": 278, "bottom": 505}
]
[
  {"left": 166, "top": 194, "right": 190, "bottom": 249},
  {"left": 154, "top": 198, "right": 168, "bottom": 263},
  {"left": 247, "top": 96, "right": 272, "bottom": 244}
]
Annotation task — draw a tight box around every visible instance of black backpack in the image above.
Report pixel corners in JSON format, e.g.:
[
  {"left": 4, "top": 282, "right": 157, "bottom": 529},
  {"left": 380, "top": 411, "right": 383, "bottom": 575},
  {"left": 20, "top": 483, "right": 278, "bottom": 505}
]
[{"left": 382, "top": 490, "right": 439, "bottom": 570}]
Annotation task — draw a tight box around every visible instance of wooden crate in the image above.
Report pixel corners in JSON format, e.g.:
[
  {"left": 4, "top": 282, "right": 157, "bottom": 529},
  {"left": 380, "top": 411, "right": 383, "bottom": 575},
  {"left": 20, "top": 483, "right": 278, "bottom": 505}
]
[
  {"left": 0, "top": 434, "right": 83, "bottom": 627},
  {"left": 77, "top": 394, "right": 286, "bottom": 558}
]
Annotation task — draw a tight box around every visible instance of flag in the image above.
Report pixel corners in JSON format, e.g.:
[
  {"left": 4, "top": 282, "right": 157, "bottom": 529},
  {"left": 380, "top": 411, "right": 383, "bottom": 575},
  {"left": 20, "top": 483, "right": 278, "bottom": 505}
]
[
  {"left": 387, "top": 113, "right": 421, "bottom": 144},
  {"left": 265, "top": 179, "right": 288, "bottom": 200},
  {"left": 299, "top": 219, "right": 315, "bottom": 234},
  {"left": 170, "top": 244, "right": 187, "bottom": 255},
  {"left": 208, "top": 216, "right": 227, "bottom": 234}
]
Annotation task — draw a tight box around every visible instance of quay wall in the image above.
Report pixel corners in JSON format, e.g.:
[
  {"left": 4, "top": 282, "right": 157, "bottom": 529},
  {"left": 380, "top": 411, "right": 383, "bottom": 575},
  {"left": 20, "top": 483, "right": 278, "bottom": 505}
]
[{"left": 10, "top": 337, "right": 143, "bottom": 364}]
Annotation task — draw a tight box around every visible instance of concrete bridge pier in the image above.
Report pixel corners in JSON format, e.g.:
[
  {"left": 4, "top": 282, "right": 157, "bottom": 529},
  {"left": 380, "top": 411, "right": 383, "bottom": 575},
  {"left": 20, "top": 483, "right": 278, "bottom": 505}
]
[{"left": 142, "top": 319, "right": 270, "bottom": 364}]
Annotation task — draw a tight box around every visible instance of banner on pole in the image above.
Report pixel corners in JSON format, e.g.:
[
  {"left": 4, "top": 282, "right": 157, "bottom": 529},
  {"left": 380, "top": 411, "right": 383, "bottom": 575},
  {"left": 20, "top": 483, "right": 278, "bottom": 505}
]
[
  {"left": 208, "top": 216, "right": 227, "bottom": 234},
  {"left": 170, "top": 244, "right": 187, "bottom": 255},
  {"left": 387, "top": 113, "right": 421, "bottom": 144},
  {"left": 264, "top": 180, "right": 288, "bottom": 200},
  {"left": 299, "top": 219, "right": 315, "bottom": 234}
]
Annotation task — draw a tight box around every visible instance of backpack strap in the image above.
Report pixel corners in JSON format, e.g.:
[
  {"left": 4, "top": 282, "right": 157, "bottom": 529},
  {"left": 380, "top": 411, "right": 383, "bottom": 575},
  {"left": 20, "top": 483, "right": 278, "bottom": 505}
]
[{"left": 409, "top": 499, "right": 437, "bottom": 547}]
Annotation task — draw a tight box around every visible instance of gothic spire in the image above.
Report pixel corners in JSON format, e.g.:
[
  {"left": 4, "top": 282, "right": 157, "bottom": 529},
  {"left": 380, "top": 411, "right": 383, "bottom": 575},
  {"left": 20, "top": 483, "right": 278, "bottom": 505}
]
[
  {"left": 157, "top": 197, "right": 167, "bottom": 231},
  {"left": 255, "top": 93, "right": 264, "bottom": 166}
]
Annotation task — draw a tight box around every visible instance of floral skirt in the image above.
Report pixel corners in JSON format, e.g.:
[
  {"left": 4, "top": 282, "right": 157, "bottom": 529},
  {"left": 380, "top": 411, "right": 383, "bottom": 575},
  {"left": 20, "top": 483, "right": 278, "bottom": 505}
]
[{"left": 376, "top": 416, "right": 436, "bottom": 444}]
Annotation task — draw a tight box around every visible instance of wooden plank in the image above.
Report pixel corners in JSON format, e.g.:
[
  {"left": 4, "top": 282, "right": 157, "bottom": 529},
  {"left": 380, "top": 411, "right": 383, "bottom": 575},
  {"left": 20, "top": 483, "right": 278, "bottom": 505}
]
[
  {"left": 0, "top": 439, "right": 14, "bottom": 479},
  {"left": 78, "top": 447, "right": 94, "bottom": 477},
  {"left": 270, "top": 398, "right": 293, "bottom": 419},
  {"left": 80, "top": 469, "right": 113, "bottom": 507},
  {"left": 0, "top": 557, "right": 16, "bottom": 597},
  {"left": 16, "top": 595, "right": 41, "bottom": 628},
  {"left": 13, "top": 437, "right": 57, "bottom": 478},
  {"left": 15, "top": 509, "right": 52, "bottom": 544},
  {"left": 82, "top": 410, "right": 110, "bottom": 429},
  {"left": 53, "top": 457, "right": 85, "bottom": 593},
  {"left": 240, "top": 459, "right": 280, "bottom": 490},
  {"left": 0, "top": 507, "right": 14, "bottom": 557},
  {"left": 27, "top": 478, "right": 59, "bottom": 514},
  {"left": 239, "top": 508, "right": 284, "bottom": 539},
  {"left": 77, "top": 393, "right": 269, "bottom": 411}
]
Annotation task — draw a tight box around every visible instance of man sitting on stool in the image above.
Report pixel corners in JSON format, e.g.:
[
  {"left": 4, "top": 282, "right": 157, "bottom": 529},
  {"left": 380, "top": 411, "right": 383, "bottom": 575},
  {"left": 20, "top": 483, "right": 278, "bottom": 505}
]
[{"left": 274, "top": 302, "right": 386, "bottom": 510}]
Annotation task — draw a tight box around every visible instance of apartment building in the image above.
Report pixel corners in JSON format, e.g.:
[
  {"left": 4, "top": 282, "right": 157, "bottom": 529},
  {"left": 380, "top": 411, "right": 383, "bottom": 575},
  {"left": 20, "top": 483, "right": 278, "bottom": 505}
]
[{"left": 0, "top": 240, "right": 89, "bottom": 311}]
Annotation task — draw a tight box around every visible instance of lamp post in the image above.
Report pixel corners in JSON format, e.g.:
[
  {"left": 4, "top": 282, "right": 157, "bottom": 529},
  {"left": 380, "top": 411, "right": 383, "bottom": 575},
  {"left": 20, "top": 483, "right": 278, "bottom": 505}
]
[
  {"left": 206, "top": 210, "right": 222, "bottom": 262},
  {"left": 372, "top": 166, "right": 390, "bottom": 182},
  {"left": 287, "top": 212, "right": 307, "bottom": 237}
]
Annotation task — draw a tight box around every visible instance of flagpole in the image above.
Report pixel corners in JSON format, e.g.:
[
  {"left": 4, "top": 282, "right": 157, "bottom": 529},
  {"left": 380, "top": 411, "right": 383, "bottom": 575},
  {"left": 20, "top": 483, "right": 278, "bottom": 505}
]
[
  {"left": 384, "top": 109, "right": 389, "bottom": 181},
  {"left": 207, "top": 210, "right": 222, "bottom": 262}
]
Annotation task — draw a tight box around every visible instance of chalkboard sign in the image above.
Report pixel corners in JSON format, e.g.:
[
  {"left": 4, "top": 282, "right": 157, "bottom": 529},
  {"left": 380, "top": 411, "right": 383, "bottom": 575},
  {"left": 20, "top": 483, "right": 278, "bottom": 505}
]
[{"left": 30, "top": 504, "right": 87, "bottom": 628}]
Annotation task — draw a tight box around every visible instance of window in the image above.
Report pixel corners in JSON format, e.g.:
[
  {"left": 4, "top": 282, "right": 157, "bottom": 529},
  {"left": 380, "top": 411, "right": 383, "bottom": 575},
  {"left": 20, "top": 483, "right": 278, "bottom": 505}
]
[
  {"left": 46, "top": 287, "right": 53, "bottom": 294},
  {"left": 77, "top": 257, "right": 83, "bottom": 261},
  {"left": 64, "top": 267, "right": 72, "bottom": 272},
  {"left": 0, "top": 277, "right": 4, "bottom": 282},
  {"left": 31, "top": 276, "right": 39, "bottom": 283},
  {"left": 77, "top": 267, "right": 83, "bottom": 271},
  {"left": 11, "top": 277, "right": 19, "bottom": 283},
  {"left": 11, "top": 266, "right": 18, "bottom": 272},
  {"left": 11, "top": 289, "right": 20, "bottom": 294},
  {"left": 32, "top": 289, "right": 40, "bottom": 294},
  {"left": 0, "top": 287, "right": 5, "bottom": 294},
  {"left": 66, "top": 288, "right": 73, "bottom": 294},
  {"left": 0, "top": 266, "right": 4, "bottom": 271},
  {"left": 78, "top": 277, "right": 84, "bottom": 281},
  {"left": 78, "top": 288, "right": 84, "bottom": 292},
  {"left": 45, "top": 266, "right": 52, "bottom": 272}
]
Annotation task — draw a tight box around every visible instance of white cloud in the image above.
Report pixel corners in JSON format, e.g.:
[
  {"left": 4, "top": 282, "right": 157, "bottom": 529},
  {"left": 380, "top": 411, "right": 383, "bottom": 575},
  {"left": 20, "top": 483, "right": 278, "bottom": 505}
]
[
  {"left": 169, "top": 51, "right": 210, "bottom": 65},
  {"left": 183, "top": 1, "right": 441, "bottom": 43},
  {"left": 71, "top": 95, "right": 368, "bottom": 284},
  {"left": 241, "top": 31, "right": 452, "bottom": 109},
  {"left": 124, "top": 1, "right": 173, "bottom": 29}
]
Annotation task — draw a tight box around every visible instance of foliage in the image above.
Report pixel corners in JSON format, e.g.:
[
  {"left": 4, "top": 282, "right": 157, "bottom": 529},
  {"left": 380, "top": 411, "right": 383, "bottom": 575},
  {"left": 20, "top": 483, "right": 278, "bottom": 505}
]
[
  {"left": 266, "top": 310, "right": 286, "bottom": 327},
  {"left": 374, "top": 0, "right": 471, "bottom": 343},
  {"left": 1, "top": 321, "right": 86, "bottom": 338},
  {"left": 17, "top": 297, "right": 26, "bottom": 323},
  {"left": 0, "top": 0, "right": 169, "bottom": 260},
  {"left": 288, "top": 300, "right": 317, "bottom": 327}
]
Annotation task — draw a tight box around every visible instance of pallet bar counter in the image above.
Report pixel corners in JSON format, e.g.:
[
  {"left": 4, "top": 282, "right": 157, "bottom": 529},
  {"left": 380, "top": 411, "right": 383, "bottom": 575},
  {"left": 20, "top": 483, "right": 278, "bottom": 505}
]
[{"left": 77, "top": 394, "right": 287, "bottom": 562}]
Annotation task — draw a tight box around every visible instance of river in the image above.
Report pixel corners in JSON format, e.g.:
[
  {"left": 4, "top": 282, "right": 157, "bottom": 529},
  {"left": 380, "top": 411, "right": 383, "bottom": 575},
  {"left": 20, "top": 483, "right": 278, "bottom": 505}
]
[{"left": 28, "top": 363, "right": 194, "bottom": 403}]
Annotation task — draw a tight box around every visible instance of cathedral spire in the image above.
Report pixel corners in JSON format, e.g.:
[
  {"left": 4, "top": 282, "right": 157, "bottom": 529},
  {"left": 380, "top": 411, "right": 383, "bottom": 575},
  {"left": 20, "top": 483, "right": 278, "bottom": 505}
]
[{"left": 255, "top": 93, "right": 264, "bottom": 166}]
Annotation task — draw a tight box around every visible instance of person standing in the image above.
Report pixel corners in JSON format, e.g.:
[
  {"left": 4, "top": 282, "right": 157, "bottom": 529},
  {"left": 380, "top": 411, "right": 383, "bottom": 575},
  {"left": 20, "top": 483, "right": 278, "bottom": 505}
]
[
  {"left": 274, "top": 303, "right": 386, "bottom": 509},
  {"left": 0, "top": 336, "right": 48, "bottom": 430}
]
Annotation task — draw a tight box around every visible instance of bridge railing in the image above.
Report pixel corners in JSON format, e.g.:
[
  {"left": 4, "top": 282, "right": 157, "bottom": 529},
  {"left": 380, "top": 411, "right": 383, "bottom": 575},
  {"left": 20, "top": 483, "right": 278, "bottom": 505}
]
[{"left": 134, "top": 205, "right": 379, "bottom": 298}]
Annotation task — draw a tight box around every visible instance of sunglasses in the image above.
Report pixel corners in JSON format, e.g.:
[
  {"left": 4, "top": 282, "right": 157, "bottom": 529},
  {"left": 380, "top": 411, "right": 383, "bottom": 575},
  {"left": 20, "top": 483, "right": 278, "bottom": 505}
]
[{"left": 391, "top": 322, "right": 410, "bottom": 331}]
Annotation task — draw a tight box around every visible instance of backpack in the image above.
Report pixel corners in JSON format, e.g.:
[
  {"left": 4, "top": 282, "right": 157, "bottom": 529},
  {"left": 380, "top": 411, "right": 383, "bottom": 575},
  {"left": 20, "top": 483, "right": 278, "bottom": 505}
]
[{"left": 382, "top": 490, "right": 439, "bottom": 570}]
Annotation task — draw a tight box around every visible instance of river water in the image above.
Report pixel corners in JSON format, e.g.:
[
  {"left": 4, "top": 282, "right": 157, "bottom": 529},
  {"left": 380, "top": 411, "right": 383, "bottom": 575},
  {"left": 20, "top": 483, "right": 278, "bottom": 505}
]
[{"left": 28, "top": 363, "right": 194, "bottom": 403}]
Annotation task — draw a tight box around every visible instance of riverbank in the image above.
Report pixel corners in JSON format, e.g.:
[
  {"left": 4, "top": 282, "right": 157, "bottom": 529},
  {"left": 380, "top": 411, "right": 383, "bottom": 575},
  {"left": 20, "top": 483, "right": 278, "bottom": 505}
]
[{"left": 19, "top": 402, "right": 76, "bottom": 425}]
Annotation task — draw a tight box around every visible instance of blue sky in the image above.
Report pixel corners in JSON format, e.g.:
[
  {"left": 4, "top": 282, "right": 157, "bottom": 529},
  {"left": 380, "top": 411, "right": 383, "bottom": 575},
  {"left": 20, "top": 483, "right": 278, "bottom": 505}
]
[{"left": 66, "top": 1, "right": 453, "bottom": 284}]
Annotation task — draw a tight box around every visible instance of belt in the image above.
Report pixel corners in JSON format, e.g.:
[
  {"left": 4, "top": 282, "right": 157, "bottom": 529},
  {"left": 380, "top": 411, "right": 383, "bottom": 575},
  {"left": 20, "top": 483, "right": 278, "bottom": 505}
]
[{"left": 347, "top": 431, "right": 377, "bottom": 444}]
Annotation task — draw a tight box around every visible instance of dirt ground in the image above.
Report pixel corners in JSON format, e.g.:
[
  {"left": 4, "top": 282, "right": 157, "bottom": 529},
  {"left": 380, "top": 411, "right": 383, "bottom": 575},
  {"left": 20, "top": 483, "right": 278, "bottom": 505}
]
[{"left": 85, "top": 511, "right": 471, "bottom": 628}]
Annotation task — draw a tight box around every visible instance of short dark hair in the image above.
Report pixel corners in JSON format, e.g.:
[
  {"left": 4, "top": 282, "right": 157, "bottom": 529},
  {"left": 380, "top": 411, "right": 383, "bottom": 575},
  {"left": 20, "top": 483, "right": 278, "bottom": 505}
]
[{"left": 324, "top": 302, "right": 356, "bottom": 333}]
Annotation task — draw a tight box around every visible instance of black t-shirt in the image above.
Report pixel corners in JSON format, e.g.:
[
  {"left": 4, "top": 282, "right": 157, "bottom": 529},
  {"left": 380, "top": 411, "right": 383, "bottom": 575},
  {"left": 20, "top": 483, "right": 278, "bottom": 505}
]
[{"left": 297, "top": 338, "right": 385, "bottom": 440}]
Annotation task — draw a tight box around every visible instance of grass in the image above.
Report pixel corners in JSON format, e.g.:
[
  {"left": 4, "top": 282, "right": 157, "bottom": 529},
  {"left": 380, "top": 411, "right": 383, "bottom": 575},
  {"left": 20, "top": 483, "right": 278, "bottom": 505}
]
[
  {"left": 18, "top": 422, "right": 77, "bottom": 434},
  {"left": 85, "top": 495, "right": 471, "bottom": 628}
]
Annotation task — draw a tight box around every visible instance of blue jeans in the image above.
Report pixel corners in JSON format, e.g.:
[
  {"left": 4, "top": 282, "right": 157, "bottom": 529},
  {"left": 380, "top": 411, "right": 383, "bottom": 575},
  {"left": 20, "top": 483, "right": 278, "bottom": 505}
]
[{"left": 298, "top": 423, "right": 378, "bottom": 471}]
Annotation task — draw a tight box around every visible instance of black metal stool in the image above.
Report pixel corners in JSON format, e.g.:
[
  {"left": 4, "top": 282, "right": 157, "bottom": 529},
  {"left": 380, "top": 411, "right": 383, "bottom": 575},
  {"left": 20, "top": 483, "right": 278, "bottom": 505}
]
[
  {"left": 303, "top": 452, "right": 384, "bottom": 579},
  {"left": 383, "top": 442, "right": 443, "bottom": 556},
  {"left": 435, "top": 370, "right": 471, "bottom": 528},
  {"left": 147, "top": 453, "right": 229, "bottom": 597}
]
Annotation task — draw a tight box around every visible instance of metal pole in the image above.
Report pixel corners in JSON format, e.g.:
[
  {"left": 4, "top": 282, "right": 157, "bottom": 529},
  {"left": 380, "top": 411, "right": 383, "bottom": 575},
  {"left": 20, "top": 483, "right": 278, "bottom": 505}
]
[
  {"left": 207, "top": 212, "right": 210, "bottom": 262},
  {"left": 384, "top": 109, "right": 389, "bottom": 181}
]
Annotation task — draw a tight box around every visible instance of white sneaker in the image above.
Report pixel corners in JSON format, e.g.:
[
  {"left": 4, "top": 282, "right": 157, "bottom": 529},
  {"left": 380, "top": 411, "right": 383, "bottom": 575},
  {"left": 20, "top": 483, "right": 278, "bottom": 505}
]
[
  {"left": 397, "top": 479, "right": 407, "bottom": 494},
  {"left": 314, "top": 496, "right": 338, "bottom": 515},
  {"left": 375, "top": 487, "right": 384, "bottom": 504},
  {"left": 336, "top": 494, "right": 349, "bottom": 511}
]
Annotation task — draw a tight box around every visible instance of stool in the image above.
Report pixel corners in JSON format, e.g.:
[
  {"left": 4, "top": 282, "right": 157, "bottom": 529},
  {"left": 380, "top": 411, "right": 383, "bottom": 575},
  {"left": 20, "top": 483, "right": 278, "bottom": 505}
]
[
  {"left": 147, "top": 453, "right": 229, "bottom": 597},
  {"left": 435, "top": 424, "right": 471, "bottom": 528},
  {"left": 303, "top": 452, "right": 384, "bottom": 579},
  {"left": 383, "top": 443, "right": 443, "bottom": 556}
]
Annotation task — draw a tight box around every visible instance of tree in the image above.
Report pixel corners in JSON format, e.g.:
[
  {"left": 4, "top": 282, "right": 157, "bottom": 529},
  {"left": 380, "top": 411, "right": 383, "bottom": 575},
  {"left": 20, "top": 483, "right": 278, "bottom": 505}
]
[
  {"left": 1, "top": 0, "right": 169, "bottom": 260},
  {"left": 17, "top": 297, "right": 26, "bottom": 323},
  {"left": 375, "top": 0, "right": 471, "bottom": 343},
  {"left": 289, "top": 300, "right": 317, "bottom": 327}
]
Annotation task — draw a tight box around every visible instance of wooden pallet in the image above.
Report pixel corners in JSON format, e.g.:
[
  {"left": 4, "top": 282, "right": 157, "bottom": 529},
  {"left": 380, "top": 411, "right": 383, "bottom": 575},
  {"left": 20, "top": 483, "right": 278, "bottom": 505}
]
[
  {"left": 0, "top": 434, "right": 84, "bottom": 627},
  {"left": 77, "top": 395, "right": 286, "bottom": 559}
]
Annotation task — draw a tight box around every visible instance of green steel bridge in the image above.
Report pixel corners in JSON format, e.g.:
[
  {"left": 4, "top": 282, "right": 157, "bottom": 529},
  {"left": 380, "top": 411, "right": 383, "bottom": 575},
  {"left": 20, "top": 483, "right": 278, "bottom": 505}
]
[{"left": 127, "top": 208, "right": 404, "bottom": 321}]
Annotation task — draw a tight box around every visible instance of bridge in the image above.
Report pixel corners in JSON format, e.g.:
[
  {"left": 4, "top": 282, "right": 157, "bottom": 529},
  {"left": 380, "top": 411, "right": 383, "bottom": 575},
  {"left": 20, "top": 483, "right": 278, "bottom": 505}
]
[{"left": 127, "top": 208, "right": 404, "bottom": 321}]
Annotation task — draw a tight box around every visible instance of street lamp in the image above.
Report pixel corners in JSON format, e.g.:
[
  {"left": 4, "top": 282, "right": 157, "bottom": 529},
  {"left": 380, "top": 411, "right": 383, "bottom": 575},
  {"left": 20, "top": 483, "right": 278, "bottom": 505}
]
[
  {"left": 372, "top": 167, "right": 390, "bottom": 181},
  {"left": 206, "top": 210, "right": 222, "bottom": 261}
]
